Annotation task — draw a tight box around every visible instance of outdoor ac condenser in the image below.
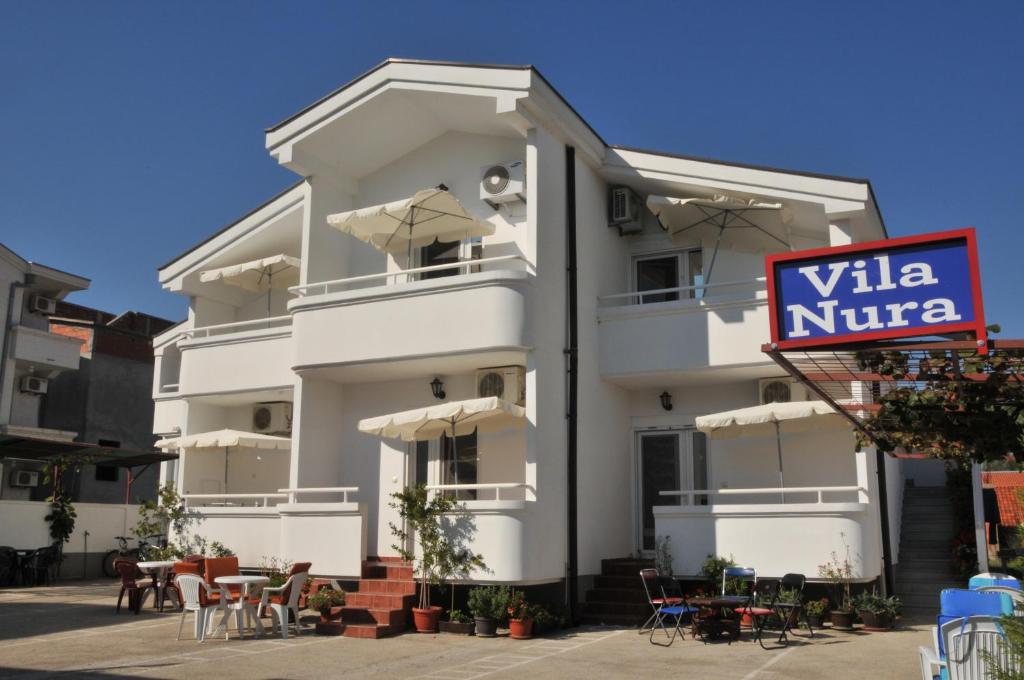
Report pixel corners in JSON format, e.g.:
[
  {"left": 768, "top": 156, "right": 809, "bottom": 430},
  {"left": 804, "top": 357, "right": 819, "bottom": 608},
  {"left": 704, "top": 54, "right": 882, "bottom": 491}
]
[
  {"left": 252, "top": 402, "right": 292, "bottom": 434},
  {"left": 479, "top": 160, "right": 525, "bottom": 207},
  {"left": 608, "top": 186, "right": 643, "bottom": 234},
  {"left": 29, "top": 295, "right": 57, "bottom": 315},
  {"left": 10, "top": 469, "right": 40, "bottom": 488},
  {"left": 475, "top": 366, "right": 526, "bottom": 406},
  {"left": 19, "top": 375, "right": 48, "bottom": 395},
  {"left": 758, "top": 378, "right": 808, "bottom": 405}
]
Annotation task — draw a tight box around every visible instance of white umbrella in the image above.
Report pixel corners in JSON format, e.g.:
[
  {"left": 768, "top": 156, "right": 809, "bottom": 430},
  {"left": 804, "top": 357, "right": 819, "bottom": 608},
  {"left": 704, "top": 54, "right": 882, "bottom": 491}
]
[
  {"left": 358, "top": 397, "right": 525, "bottom": 486},
  {"left": 326, "top": 187, "right": 494, "bottom": 270},
  {"left": 200, "top": 254, "right": 301, "bottom": 317},
  {"left": 695, "top": 401, "right": 847, "bottom": 502},
  {"left": 155, "top": 429, "right": 291, "bottom": 495},
  {"left": 646, "top": 194, "right": 791, "bottom": 287}
]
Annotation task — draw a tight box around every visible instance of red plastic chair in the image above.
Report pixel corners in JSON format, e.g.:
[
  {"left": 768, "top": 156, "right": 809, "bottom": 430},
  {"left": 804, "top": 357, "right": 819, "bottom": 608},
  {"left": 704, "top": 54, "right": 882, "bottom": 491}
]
[
  {"left": 204, "top": 556, "right": 241, "bottom": 601},
  {"left": 114, "top": 560, "right": 145, "bottom": 615}
]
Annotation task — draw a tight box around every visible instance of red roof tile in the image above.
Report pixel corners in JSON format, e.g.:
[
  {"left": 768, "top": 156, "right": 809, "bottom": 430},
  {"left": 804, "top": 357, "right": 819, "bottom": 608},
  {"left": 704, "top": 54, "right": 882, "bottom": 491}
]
[{"left": 983, "top": 472, "right": 1024, "bottom": 526}]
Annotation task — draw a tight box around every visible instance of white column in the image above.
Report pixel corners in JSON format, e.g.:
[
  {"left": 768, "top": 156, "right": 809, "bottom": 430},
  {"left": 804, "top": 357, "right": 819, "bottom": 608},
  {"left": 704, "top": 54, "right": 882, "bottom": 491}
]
[{"left": 972, "top": 462, "right": 989, "bottom": 573}]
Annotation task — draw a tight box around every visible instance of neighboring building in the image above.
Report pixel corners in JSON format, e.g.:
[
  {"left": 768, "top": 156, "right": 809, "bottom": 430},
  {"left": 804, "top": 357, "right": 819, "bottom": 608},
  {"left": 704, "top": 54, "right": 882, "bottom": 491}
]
[{"left": 152, "top": 59, "right": 900, "bottom": 616}]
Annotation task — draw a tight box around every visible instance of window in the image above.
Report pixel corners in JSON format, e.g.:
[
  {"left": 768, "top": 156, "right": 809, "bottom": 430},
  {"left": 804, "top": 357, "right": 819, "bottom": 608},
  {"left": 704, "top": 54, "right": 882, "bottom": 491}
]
[
  {"left": 441, "top": 430, "right": 477, "bottom": 500},
  {"left": 418, "top": 237, "right": 483, "bottom": 280},
  {"left": 633, "top": 249, "right": 703, "bottom": 304},
  {"left": 95, "top": 465, "right": 119, "bottom": 482},
  {"left": 414, "top": 441, "right": 429, "bottom": 486}
]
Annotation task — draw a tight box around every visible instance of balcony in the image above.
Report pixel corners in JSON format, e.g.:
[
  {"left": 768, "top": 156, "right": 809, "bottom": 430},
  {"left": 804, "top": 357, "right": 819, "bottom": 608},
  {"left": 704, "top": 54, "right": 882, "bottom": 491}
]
[
  {"left": 289, "top": 256, "right": 532, "bottom": 372},
  {"left": 653, "top": 486, "right": 879, "bottom": 580},
  {"left": 176, "top": 316, "right": 294, "bottom": 395},
  {"left": 597, "top": 278, "right": 771, "bottom": 384},
  {"left": 9, "top": 325, "right": 82, "bottom": 372}
]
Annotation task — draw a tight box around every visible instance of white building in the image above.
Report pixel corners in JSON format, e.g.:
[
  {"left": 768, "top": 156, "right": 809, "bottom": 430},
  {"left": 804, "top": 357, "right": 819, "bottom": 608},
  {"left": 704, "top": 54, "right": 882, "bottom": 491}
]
[{"left": 152, "top": 59, "right": 902, "bottom": 607}]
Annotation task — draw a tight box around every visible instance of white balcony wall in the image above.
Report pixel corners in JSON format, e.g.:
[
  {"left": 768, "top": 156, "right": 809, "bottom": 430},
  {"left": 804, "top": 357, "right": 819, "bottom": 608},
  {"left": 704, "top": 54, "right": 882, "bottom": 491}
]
[
  {"left": 152, "top": 398, "right": 185, "bottom": 436},
  {"left": 177, "top": 329, "right": 293, "bottom": 395},
  {"left": 10, "top": 325, "right": 82, "bottom": 371},
  {"left": 279, "top": 502, "right": 367, "bottom": 577},
  {"left": 186, "top": 507, "right": 281, "bottom": 568}
]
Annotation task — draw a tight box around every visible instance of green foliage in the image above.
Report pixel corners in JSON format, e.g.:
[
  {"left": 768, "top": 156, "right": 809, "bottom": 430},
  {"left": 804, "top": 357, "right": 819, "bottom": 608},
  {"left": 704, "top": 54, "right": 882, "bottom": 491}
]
[
  {"left": 44, "top": 495, "right": 76, "bottom": 545},
  {"left": 306, "top": 587, "right": 345, "bottom": 611},
  {"left": 654, "top": 536, "right": 673, "bottom": 577},
  {"left": 983, "top": 615, "right": 1024, "bottom": 679},
  {"left": 804, "top": 597, "right": 829, "bottom": 617},
  {"left": 467, "top": 585, "right": 510, "bottom": 621},
  {"left": 852, "top": 589, "right": 900, "bottom": 617},
  {"left": 532, "top": 603, "right": 566, "bottom": 631},
  {"left": 259, "top": 556, "right": 293, "bottom": 588},
  {"left": 447, "top": 608, "right": 472, "bottom": 623},
  {"left": 700, "top": 554, "right": 746, "bottom": 594},
  {"left": 389, "top": 484, "right": 486, "bottom": 609},
  {"left": 857, "top": 346, "right": 1024, "bottom": 465},
  {"left": 818, "top": 533, "right": 857, "bottom": 611},
  {"left": 134, "top": 483, "right": 233, "bottom": 558}
]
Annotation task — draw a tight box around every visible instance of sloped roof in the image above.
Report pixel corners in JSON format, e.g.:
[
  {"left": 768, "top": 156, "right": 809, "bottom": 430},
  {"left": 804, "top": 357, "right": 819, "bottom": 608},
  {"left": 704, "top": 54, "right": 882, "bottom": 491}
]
[{"left": 982, "top": 472, "right": 1024, "bottom": 527}]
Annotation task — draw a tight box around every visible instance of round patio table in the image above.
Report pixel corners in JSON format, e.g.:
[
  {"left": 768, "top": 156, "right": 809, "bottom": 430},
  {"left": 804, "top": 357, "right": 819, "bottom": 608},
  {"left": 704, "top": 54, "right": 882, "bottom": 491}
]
[
  {"left": 136, "top": 560, "right": 177, "bottom": 612},
  {"left": 213, "top": 575, "right": 269, "bottom": 639},
  {"left": 688, "top": 595, "right": 748, "bottom": 642}
]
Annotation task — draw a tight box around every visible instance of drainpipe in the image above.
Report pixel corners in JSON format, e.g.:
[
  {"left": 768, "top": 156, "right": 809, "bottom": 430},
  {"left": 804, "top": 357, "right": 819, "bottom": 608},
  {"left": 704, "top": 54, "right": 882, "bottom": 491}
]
[
  {"left": 564, "top": 145, "right": 580, "bottom": 625},
  {"left": 0, "top": 280, "right": 28, "bottom": 425}
]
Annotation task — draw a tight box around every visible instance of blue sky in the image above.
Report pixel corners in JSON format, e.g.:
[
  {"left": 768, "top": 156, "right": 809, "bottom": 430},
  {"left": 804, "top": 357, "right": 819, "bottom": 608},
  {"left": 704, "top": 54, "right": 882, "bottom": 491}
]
[{"left": 2, "top": 1, "right": 1022, "bottom": 334}]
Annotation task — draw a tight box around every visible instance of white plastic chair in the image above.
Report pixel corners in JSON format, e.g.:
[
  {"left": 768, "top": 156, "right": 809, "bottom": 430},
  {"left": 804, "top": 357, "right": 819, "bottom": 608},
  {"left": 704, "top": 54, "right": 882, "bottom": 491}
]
[
  {"left": 977, "top": 586, "right": 1024, "bottom": 617},
  {"left": 174, "top": 573, "right": 228, "bottom": 643},
  {"left": 256, "top": 571, "right": 309, "bottom": 639},
  {"left": 919, "top": 616, "right": 1016, "bottom": 680}
]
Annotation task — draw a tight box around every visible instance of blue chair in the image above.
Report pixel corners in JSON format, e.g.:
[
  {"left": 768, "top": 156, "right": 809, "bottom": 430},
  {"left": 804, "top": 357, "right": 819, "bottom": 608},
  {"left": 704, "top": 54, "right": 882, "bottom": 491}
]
[
  {"left": 968, "top": 572, "right": 1021, "bottom": 591},
  {"left": 722, "top": 566, "right": 756, "bottom": 597},
  {"left": 935, "top": 589, "right": 1013, "bottom": 660},
  {"left": 649, "top": 576, "right": 699, "bottom": 647},
  {"left": 920, "top": 616, "right": 1016, "bottom": 680}
]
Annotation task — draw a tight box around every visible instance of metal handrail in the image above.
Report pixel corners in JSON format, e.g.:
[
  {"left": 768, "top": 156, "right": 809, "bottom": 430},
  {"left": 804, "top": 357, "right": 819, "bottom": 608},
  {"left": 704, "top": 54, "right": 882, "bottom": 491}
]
[
  {"left": 426, "top": 482, "right": 527, "bottom": 501},
  {"left": 183, "top": 315, "right": 292, "bottom": 339},
  {"left": 277, "top": 486, "right": 359, "bottom": 503},
  {"left": 659, "top": 485, "right": 866, "bottom": 504},
  {"left": 290, "top": 254, "right": 532, "bottom": 297},
  {"left": 598, "top": 276, "right": 767, "bottom": 307}
]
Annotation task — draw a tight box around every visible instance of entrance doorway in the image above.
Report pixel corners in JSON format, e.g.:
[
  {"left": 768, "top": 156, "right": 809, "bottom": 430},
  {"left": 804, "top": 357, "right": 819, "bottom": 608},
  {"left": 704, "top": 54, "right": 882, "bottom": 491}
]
[{"left": 636, "top": 429, "right": 708, "bottom": 553}]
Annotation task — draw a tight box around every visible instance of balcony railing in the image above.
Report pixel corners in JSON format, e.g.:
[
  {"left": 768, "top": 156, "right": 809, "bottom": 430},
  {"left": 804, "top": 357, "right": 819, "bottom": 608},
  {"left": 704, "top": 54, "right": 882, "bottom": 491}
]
[
  {"left": 290, "top": 255, "right": 533, "bottom": 298},
  {"left": 183, "top": 315, "right": 292, "bottom": 340},
  {"left": 426, "top": 482, "right": 528, "bottom": 501},
  {"left": 277, "top": 486, "right": 359, "bottom": 504},
  {"left": 659, "top": 485, "right": 867, "bottom": 505},
  {"left": 597, "top": 276, "right": 767, "bottom": 308},
  {"left": 182, "top": 493, "right": 288, "bottom": 508}
]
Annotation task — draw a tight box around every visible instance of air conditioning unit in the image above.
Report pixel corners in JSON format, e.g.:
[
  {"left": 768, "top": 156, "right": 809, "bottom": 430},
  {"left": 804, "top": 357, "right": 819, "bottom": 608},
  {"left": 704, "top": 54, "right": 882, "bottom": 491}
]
[
  {"left": 608, "top": 186, "right": 643, "bottom": 235},
  {"left": 252, "top": 402, "right": 292, "bottom": 434},
  {"left": 30, "top": 295, "right": 57, "bottom": 315},
  {"left": 759, "top": 378, "right": 808, "bottom": 405},
  {"left": 19, "top": 375, "right": 48, "bottom": 395},
  {"left": 475, "top": 366, "right": 526, "bottom": 406},
  {"left": 11, "top": 469, "right": 40, "bottom": 488},
  {"left": 480, "top": 161, "right": 525, "bottom": 207}
]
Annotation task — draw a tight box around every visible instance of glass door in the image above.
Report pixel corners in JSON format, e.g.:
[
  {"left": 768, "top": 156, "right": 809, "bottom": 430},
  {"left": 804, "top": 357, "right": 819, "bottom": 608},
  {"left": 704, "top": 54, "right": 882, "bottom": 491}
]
[{"left": 636, "top": 429, "right": 708, "bottom": 553}]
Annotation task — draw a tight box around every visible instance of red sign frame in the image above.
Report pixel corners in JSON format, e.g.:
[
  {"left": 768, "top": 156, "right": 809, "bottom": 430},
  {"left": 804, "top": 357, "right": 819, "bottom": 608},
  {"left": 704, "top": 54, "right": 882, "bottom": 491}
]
[{"left": 765, "top": 227, "right": 987, "bottom": 351}]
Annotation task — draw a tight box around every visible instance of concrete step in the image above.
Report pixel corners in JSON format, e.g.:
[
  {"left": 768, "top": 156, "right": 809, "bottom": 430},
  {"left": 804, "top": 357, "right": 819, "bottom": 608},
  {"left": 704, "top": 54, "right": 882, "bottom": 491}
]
[
  {"left": 901, "top": 538, "right": 952, "bottom": 550},
  {"left": 599, "top": 558, "right": 654, "bottom": 578},
  {"left": 895, "top": 580, "right": 963, "bottom": 594},
  {"left": 898, "top": 591, "right": 946, "bottom": 609},
  {"left": 585, "top": 588, "right": 647, "bottom": 604},
  {"left": 595, "top": 575, "right": 643, "bottom": 590}
]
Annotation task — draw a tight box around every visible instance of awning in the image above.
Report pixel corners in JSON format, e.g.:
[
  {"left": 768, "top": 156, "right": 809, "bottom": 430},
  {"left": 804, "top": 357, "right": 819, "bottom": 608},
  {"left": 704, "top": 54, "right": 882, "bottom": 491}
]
[
  {"left": 155, "top": 429, "right": 291, "bottom": 450},
  {"left": 0, "top": 433, "right": 176, "bottom": 468},
  {"left": 199, "top": 254, "right": 301, "bottom": 292},
  {"left": 326, "top": 188, "right": 494, "bottom": 255},
  {"left": 646, "top": 194, "right": 789, "bottom": 248},
  {"left": 695, "top": 400, "right": 848, "bottom": 440},
  {"left": 358, "top": 396, "right": 525, "bottom": 442}
]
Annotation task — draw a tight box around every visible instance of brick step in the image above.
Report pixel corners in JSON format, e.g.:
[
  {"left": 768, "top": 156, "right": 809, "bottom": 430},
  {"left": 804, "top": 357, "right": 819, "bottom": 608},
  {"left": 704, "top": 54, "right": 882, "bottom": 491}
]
[
  {"left": 346, "top": 592, "right": 416, "bottom": 609},
  {"left": 360, "top": 561, "right": 414, "bottom": 580},
  {"left": 366, "top": 555, "right": 407, "bottom": 564},
  {"left": 342, "top": 623, "right": 401, "bottom": 639},
  {"left": 582, "top": 600, "right": 650, "bottom": 617},
  {"left": 341, "top": 606, "right": 409, "bottom": 628},
  {"left": 600, "top": 558, "right": 654, "bottom": 577},
  {"left": 595, "top": 575, "right": 644, "bottom": 590},
  {"left": 585, "top": 588, "right": 648, "bottom": 604},
  {"left": 356, "top": 580, "right": 417, "bottom": 596}
]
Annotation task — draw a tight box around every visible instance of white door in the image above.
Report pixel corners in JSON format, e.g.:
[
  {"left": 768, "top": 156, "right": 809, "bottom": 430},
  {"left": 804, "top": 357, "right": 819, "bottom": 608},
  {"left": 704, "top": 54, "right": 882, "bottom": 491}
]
[{"left": 636, "top": 429, "right": 708, "bottom": 554}]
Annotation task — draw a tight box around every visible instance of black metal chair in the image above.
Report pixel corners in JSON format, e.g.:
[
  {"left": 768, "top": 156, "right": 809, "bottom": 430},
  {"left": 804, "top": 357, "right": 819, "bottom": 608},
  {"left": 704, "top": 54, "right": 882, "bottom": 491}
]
[
  {"left": 774, "top": 573, "right": 813, "bottom": 642},
  {"left": 649, "top": 575, "right": 699, "bottom": 647},
  {"left": 0, "top": 546, "right": 18, "bottom": 586},
  {"left": 738, "top": 579, "right": 783, "bottom": 648},
  {"left": 22, "top": 544, "right": 59, "bottom": 586}
]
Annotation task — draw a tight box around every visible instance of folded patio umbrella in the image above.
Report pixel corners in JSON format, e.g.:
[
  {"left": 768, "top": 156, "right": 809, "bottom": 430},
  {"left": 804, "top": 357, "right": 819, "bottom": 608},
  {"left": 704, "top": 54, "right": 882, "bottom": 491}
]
[
  {"left": 326, "top": 187, "right": 494, "bottom": 269},
  {"left": 695, "top": 401, "right": 848, "bottom": 501},
  {"left": 199, "top": 254, "right": 301, "bottom": 317},
  {"left": 646, "top": 194, "right": 791, "bottom": 286}
]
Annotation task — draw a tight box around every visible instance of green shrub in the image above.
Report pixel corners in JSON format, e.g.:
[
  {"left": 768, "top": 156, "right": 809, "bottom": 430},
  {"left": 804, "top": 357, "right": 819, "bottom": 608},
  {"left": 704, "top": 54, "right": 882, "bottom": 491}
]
[{"left": 467, "top": 585, "right": 510, "bottom": 621}]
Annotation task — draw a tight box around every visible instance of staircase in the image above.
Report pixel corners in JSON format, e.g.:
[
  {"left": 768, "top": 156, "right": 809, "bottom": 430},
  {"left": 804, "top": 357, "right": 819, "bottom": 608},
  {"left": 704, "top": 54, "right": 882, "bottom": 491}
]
[
  {"left": 896, "top": 485, "right": 963, "bottom": 612},
  {"left": 579, "top": 558, "right": 653, "bottom": 626},
  {"left": 330, "top": 557, "right": 415, "bottom": 638}
]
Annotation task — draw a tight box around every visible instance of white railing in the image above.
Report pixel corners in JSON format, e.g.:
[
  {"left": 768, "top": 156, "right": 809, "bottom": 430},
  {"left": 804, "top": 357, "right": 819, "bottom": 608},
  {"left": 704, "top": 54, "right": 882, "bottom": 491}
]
[
  {"left": 159, "top": 383, "right": 180, "bottom": 393},
  {"left": 183, "top": 493, "right": 288, "bottom": 508},
  {"left": 426, "top": 482, "right": 528, "bottom": 501},
  {"left": 659, "top": 485, "right": 866, "bottom": 505},
  {"left": 183, "top": 315, "right": 292, "bottom": 340},
  {"left": 277, "top": 486, "right": 359, "bottom": 504},
  {"left": 598, "top": 276, "right": 767, "bottom": 307},
  {"left": 290, "top": 254, "right": 533, "bottom": 297}
]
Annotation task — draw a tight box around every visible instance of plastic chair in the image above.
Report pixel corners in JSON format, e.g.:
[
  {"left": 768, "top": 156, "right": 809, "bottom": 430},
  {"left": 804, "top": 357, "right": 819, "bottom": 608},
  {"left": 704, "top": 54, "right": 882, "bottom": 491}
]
[
  {"left": 255, "top": 565, "right": 310, "bottom": 639},
  {"left": 933, "top": 589, "right": 1013, "bottom": 660},
  {"left": 0, "top": 547, "right": 18, "bottom": 586},
  {"left": 969, "top": 572, "right": 1021, "bottom": 591},
  {"left": 639, "top": 568, "right": 682, "bottom": 634},
  {"left": 174, "top": 573, "right": 228, "bottom": 642},
  {"left": 977, "top": 586, "right": 1024, "bottom": 617},
  {"left": 919, "top": 615, "right": 1017, "bottom": 680},
  {"left": 22, "top": 545, "right": 58, "bottom": 586},
  {"left": 722, "top": 567, "right": 756, "bottom": 597},
  {"left": 648, "top": 576, "right": 699, "bottom": 646},
  {"left": 204, "top": 556, "right": 241, "bottom": 601},
  {"left": 114, "top": 560, "right": 145, "bottom": 614}
]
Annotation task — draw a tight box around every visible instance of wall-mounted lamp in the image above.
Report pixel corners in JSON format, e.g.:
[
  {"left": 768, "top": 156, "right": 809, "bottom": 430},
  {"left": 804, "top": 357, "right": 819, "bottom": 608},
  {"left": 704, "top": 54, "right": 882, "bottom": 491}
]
[
  {"left": 659, "top": 391, "right": 673, "bottom": 411},
  {"left": 430, "top": 377, "right": 446, "bottom": 400}
]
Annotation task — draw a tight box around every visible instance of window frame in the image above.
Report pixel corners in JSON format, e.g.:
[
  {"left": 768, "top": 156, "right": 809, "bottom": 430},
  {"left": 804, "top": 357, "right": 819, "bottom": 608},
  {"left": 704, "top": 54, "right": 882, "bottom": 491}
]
[{"left": 631, "top": 247, "right": 703, "bottom": 304}]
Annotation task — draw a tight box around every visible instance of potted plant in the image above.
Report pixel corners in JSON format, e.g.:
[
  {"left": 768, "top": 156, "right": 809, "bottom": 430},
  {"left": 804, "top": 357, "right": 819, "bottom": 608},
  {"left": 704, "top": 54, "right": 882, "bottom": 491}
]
[
  {"left": 439, "top": 609, "right": 475, "bottom": 635},
  {"left": 853, "top": 590, "right": 900, "bottom": 631},
  {"left": 532, "top": 604, "right": 565, "bottom": 636},
  {"left": 390, "top": 485, "right": 486, "bottom": 634},
  {"left": 507, "top": 592, "right": 534, "bottom": 640},
  {"left": 804, "top": 597, "right": 829, "bottom": 629},
  {"left": 775, "top": 587, "right": 803, "bottom": 628},
  {"left": 306, "top": 586, "right": 345, "bottom": 622},
  {"left": 818, "top": 534, "right": 857, "bottom": 630},
  {"left": 468, "top": 585, "right": 509, "bottom": 638}
]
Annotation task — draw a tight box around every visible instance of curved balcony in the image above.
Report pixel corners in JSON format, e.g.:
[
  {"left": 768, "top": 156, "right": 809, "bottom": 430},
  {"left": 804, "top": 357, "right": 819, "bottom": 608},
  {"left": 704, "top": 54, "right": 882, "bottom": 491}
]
[
  {"left": 289, "top": 256, "right": 532, "bottom": 372},
  {"left": 176, "top": 317, "right": 294, "bottom": 395}
]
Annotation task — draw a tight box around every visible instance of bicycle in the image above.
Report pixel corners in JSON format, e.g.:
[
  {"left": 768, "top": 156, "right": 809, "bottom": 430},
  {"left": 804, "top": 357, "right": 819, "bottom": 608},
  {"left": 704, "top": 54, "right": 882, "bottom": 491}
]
[{"left": 101, "top": 534, "right": 167, "bottom": 578}]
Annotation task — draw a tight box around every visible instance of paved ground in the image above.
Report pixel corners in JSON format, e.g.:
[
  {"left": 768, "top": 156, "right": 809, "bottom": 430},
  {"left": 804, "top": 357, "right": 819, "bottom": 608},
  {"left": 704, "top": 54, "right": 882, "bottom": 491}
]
[{"left": 0, "top": 581, "right": 931, "bottom": 679}]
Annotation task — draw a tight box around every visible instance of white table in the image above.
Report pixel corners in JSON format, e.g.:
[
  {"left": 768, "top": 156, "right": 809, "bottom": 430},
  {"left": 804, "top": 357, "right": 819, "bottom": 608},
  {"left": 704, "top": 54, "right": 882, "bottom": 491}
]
[
  {"left": 213, "top": 575, "right": 269, "bottom": 639},
  {"left": 137, "top": 560, "right": 177, "bottom": 611}
]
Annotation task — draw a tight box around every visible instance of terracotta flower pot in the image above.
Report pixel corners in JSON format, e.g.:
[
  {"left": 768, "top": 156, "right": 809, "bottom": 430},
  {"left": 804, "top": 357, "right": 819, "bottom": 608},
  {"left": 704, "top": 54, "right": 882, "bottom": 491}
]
[
  {"left": 474, "top": 617, "right": 498, "bottom": 637},
  {"left": 319, "top": 606, "right": 342, "bottom": 623},
  {"left": 830, "top": 610, "right": 855, "bottom": 630},
  {"left": 739, "top": 613, "right": 754, "bottom": 629},
  {"left": 413, "top": 606, "right": 443, "bottom": 633},
  {"left": 858, "top": 610, "right": 893, "bottom": 631},
  {"left": 509, "top": 618, "right": 533, "bottom": 640}
]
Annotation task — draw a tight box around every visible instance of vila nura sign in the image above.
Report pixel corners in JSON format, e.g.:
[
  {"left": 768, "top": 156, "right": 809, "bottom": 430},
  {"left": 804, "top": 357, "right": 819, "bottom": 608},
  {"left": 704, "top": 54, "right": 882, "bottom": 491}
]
[{"left": 766, "top": 228, "right": 986, "bottom": 350}]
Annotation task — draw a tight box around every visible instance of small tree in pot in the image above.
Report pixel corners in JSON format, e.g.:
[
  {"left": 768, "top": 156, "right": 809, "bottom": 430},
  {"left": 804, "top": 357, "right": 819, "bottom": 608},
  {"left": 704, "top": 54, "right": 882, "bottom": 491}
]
[
  {"left": 818, "top": 534, "right": 857, "bottom": 630},
  {"left": 468, "top": 585, "right": 510, "bottom": 638},
  {"left": 390, "top": 485, "right": 486, "bottom": 633}
]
